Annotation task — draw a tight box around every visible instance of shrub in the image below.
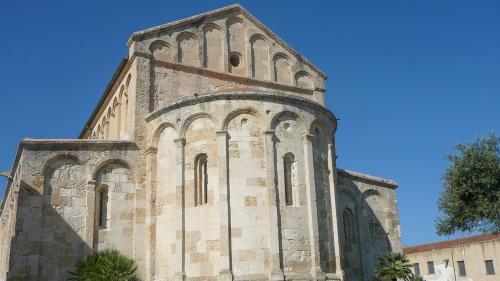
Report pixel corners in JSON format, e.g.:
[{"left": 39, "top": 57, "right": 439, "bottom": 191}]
[{"left": 68, "top": 249, "right": 140, "bottom": 281}]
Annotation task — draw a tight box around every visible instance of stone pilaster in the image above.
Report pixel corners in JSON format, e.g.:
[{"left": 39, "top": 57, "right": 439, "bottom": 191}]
[
  {"left": 144, "top": 146, "right": 158, "bottom": 281},
  {"left": 174, "top": 138, "right": 186, "bottom": 281},
  {"left": 263, "top": 130, "right": 285, "bottom": 281},
  {"left": 327, "top": 143, "right": 344, "bottom": 281},
  {"left": 85, "top": 180, "right": 97, "bottom": 255},
  {"left": 216, "top": 131, "right": 234, "bottom": 281},
  {"left": 303, "top": 133, "right": 326, "bottom": 280}
]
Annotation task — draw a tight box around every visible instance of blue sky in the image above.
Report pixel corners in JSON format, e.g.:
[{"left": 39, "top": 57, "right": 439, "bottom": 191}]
[{"left": 0, "top": 0, "right": 498, "bottom": 246}]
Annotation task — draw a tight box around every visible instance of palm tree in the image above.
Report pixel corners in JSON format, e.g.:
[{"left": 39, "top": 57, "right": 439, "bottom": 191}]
[
  {"left": 68, "top": 249, "right": 140, "bottom": 281},
  {"left": 374, "top": 252, "right": 413, "bottom": 281}
]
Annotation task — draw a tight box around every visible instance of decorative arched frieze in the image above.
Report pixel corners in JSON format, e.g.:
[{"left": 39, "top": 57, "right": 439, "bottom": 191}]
[
  {"left": 361, "top": 189, "right": 382, "bottom": 203},
  {"left": 202, "top": 23, "right": 223, "bottom": 70},
  {"left": 151, "top": 122, "right": 178, "bottom": 149},
  {"left": 269, "top": 110, "right": 305, "bottom": 132},
  {"left": 295, "top": 71, "right": 314, "bottom": 89},
  {"left": 126, "top": 73, "right": 132, "bottom": 87},
  {"left": 221, "top": 107, "right": 259, "bottom": 131},
  {"left": 180, "top": 112, "right": 217, "bottom": 137},
  {"left": 250, "top": 34, "right": 270, "bottom": 80},
  {"left": 273, "top": 52, "right": 292, "bottom": 84},
  {"left": 150, "top": 40, "right": 172, "bottom": 62},
  {"left": 177, "top": 31, "right": 200, "bottom": 66},
  {"left": 92, "top": 159, "right": 133, "bottom": 181},
  {"left": 42, "top": 154, "right": 82, "bottom": 184}
]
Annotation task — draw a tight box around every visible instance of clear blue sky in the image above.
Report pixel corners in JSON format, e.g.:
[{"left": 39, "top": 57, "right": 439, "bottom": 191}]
[{"left": 1, "top": 0, "right": 499, "bottom": 247}]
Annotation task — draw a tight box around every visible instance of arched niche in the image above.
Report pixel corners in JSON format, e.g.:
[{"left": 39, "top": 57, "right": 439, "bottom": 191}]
[
  {"left": 182, "top": 115, "right": 220, "bottom": 277},
  {"left": 180, "top": 112, "right": 217, "bottom": 137},
  {"left": 270, "top": 111, "right": 305, "bottom": 135},
  {"left": 226, "top": 17, "right": 245, "bottom": 74},
  {"left": 202, "top": 23, "right": 223, "bottom": 71},
  {"left": 250, "top": 34, "right": 270, "bottom": 80},
  {"left": 273, "top": 53, "right": 292, "bottom": 84},
  {"left": 150, "top": 40, "right": 172, "bottom": 62},
  {"left": 295, "top": 71, "right": 314, "bottom": 89},
  {"left": 154, "top": 125, "right": 177, "bottom": 279},
  {"left": 221, "top": 107, "right": 258, "bottom": 131},
  {"left": 177, "top": 32, "right": 200, "bottom": 66},
  {"left": 93, "top": 161, "right": 135, "bottom": 255},
  {"left": 41, "top": 155, "right": 86, "bottom": 280}
]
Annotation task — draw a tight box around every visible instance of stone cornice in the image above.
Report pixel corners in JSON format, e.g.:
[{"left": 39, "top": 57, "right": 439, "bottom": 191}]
[
  {"left": 145, "top": 91, "right": 338, "bottom": 130},
  {"left": 337, "top": 169, "right": 399, "bottom": 189},
  {"left": 20, "top": 139, "right": 139, "bottom": 151}
]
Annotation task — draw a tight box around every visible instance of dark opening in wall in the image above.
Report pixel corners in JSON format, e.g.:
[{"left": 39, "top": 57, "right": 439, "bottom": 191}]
[{"left": 229, "top": 53, "right": 241, "bottom": 67}]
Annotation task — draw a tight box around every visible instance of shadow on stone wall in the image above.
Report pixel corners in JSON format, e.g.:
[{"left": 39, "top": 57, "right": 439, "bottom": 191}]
[
  {"left": 7, "top": 180, "right": 90, "bottom": 281},
  {"left": 338, "top": 176, "right": 393, "bottom": 281}
]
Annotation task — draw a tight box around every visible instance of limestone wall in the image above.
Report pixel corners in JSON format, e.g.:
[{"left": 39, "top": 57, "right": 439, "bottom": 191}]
[
  {"left": 336, "top": 170, "right": 401, "bottom": 281},
  {"left": 145, "top": 91, "right": 340, "bottom": 281},
  {"left": 0, "top": 140, "right": 139, "bottom": 281},
  {"left": 0, "top": 158, "right": 22, "bottom": 281},
  {"left": 130, "top": 8, "right": 326, "bottom": 111}
]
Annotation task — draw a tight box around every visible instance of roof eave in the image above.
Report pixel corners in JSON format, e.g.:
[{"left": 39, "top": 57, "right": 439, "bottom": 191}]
[{"left": 78, "top": 57, "right": 128, "bottom": 139}]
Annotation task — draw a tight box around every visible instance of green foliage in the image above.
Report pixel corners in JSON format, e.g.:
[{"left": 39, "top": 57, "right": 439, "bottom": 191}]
[
  {"left": 436, "top": 133, "right": 500, "bottom": 235},
  {"left": 411, "top": 275, "right": 424, "bottom": 281},
  {"left": 374, "top": 252, "right": 413, "bottom": 281},
  {"left": 68, "top": 249, "right": 140, "bottom": 281}
]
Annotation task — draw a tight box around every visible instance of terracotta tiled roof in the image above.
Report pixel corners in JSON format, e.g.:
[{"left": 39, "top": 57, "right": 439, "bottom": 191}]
[{"left": 403, "top": 233, "right": 500, "bottom": 255}]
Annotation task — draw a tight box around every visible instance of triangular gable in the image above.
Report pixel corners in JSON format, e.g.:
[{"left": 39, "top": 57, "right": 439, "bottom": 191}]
[{"left": 127, "top": 4, "right": 326, "bottom": 79}]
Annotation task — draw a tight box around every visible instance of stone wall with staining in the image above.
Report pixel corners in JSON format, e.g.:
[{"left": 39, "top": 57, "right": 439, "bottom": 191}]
[
  {"left": 39, "top": 156, "right": 86, "bottom": 280},
  {"left": 1, "top": 5, "right": 403, "bottom": 281},
  {"left": 310, "top": 120, "right": 337, "bottom": 274},
  {"left": 336, "top": 171, "right": 402, "bottom": 281},
  {"left": 0, "top": 141, "right": 139, "bottom": 281},
  {"left": 0, "top": 161, "right": 22, "bottom": 281},
  {"left": 227, "top": 110, "right": 269, "bottom": 277},
  {"left": 272, "top": 112, "right": 312, "bottom": 276},
  {"left": 131, "top": 11, "right": 327, "bottom": 111},
  {"left": 183, "top": 116, "right": 221, "bottom": 278},
  {"left": 93, "top": 162, "right": 136, "bottom": 257},
  {"left": 144, "top": 92, "right": 340, "bottom": 280}
]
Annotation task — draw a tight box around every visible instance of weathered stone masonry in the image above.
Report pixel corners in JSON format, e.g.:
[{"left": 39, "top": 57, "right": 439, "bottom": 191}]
[{"left": 0, "top": 4, "right": 401, "bottom": 281}]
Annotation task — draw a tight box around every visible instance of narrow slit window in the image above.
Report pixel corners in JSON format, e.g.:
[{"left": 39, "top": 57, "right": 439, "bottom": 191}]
[
  {"left": 283, "top": 153, "right": 295, "bottom": 206},
  {"left": 457, "top": 260, "right": 466, "bottom": 276},
  {"left": 413, "top": 263, "right": 420, "bottom": 276},
  {"left": 342, "top": 209, "right": 355, "bottom": 242},
  {"left": 195, "top": 154, "right": 208, "bottom": 206},
  {"left": 485, "top": 260, "right": 495, "bottom": 275},
  {"left": 427, "top": 261, "right": 435, "bottom": 274},
  {"left": 96, "top": 187, "right": 108, "bottom": 229}
]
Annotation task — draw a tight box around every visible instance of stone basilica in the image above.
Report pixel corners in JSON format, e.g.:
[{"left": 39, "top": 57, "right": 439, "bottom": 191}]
[{"left": 0, "top": 4, "right": 401, "bottom": 281}]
